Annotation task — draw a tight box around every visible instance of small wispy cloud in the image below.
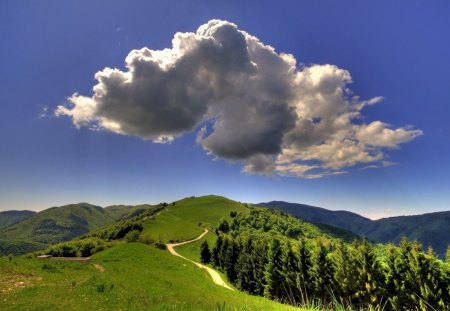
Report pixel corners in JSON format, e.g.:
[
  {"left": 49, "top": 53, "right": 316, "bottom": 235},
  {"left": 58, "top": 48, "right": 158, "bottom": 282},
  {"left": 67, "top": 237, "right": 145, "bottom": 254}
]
[
  {"left": 56, "top": 20, "right": 422, "bottom": 178},
  {"left": 38, "top": 105, "right": 49, "bottom": 119}
]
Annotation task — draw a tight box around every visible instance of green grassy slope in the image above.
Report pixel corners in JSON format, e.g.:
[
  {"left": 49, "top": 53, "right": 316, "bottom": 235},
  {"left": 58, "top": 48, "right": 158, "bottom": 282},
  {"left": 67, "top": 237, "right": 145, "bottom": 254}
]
[
  {"left": 0, "top": 203, "right": 155, "bottom": 256},
  {"left": 141, "top": 195, "right": 250, "bottom": 243},
  {"left": 0, "top": 210, "right": 36, "bottom": 229},
  {"left": 0, "top": 243, "right": 301, "bottom": 311}
]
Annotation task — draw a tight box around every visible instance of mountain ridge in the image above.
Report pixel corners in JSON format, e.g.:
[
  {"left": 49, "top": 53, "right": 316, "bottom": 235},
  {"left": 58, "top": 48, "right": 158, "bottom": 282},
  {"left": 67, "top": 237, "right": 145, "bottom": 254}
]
[
  {"left": 0, "top": 202, "right": 156, "bottom": 255},
  {"left": 256, "top": 200, "right": 450, "bottom": 258}
]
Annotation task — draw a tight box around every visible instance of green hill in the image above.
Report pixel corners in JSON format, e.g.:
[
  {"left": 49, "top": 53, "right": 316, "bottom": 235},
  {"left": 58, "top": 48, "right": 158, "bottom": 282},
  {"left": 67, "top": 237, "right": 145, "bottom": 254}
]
[
  {"left": 0, "top": 203, "right": 155, "bottom": 255},
  {"left": 257, "top": 201, "right": 450, "bottom": 258},
  {"left": 1, "top": 195, "right": 449, "bottom": 310},
  {"left": 0, "top": 210, "right": 36, "bottom": 229},
  {"left": 0, "top": 243, "right": 299, "bottom": 311},
  {"left": 140, "top": 195, "right": 250, "bottom": 243},
  {"left": 0, "top": 196, "right": 306, "bottom": 311}
]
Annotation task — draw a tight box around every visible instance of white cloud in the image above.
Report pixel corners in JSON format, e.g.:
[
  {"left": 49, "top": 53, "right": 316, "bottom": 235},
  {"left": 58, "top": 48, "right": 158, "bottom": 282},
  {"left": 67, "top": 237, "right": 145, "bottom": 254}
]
[{"left": 56, "top": 19, "right": 422, "bottom": 178}]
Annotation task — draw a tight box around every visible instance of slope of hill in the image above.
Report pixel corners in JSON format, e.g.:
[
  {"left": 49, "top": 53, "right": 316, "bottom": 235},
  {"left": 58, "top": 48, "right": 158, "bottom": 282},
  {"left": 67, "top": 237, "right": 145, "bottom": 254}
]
[
  {"left": 365, "top": 211, "right": 450, "bottom": 257},
  {"left": 140, "top": 195, "right": 250, "bottom": 243},
  {"left": 0, "top": 203, "right": 155, "bottom": 255},
  {"left": 256, "top": 201, "right": 450, "bottom": 258},
  {"left": 255, "top": 201, "right": 372, "bottom": 232},
  {"left": 0, "top": 210, "right": 36, "bottom": 229},
  {"left": 0, "top": 243, "right": 299, "bottom": 311},
  {"left": 2, "top": 195, "right": 448, "bottom": 310}
]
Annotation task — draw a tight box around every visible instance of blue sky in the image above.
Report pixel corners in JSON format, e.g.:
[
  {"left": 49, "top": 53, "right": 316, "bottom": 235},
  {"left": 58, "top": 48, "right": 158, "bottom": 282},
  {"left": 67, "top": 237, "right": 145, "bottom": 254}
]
[{"left": 1, "top": 1, "right": 449, "bottom": 219}]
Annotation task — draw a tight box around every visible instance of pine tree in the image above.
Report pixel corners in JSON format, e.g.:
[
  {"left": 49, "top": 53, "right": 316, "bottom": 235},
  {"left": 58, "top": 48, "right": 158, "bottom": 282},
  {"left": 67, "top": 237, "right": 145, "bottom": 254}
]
[
  {"left": 446, "top": 245, "right": 450, "bottom": 264},
  {"left": 411, "top": 246, "right": 447, "bottom": 310},
  {"left": 385, "top": 238, "right": 417, "bottom": 310},
  {"left": 211, "top": 235, "right": 223, "bottom": 267},
  {"left": 252, "top": 239, "right": 268, "bottom": 296},
  {"left": 332, "top": 240, "right": 358, "bottom": 303},
  {"left": 264, "top": 238, "right": 284, "bottom": 299},
  {"left": 200, "top": 240, "right": 211, "bottom": 264},
  {"left": 218, "top": 218, "right": 230, "bottom": 233},
  {"left": 446, "top": 246, "right": 450, "bottom": 306},
  {"left": 280, "top": 241, "right": 299, "bottom": 304},
  {"left": 219, "top": 237, "right": 230, "bottom": 270},
  {"left": 353, "top": 240, "right": 385, "bottom": 307},
  {"left": 296, "top": 238, "right": 312, "bottom": 304},
  {"left": 310, "top": 239, "right": 334, "bottom": 302},
  {"left": 224, "top": 238, "right": 239, "bottom": 284},
  {"left": 235, "top": 237, "right": 256, "bottom": 293}
]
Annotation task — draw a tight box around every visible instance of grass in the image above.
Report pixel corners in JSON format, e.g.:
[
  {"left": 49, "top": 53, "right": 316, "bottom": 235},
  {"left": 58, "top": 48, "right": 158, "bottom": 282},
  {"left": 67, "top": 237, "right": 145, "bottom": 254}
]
[
  {"left": 0, "top": 243, "right": 302, "bottom": 310},
  {"left": 141, "top": 195, "right": 249, "bottom": 243}
]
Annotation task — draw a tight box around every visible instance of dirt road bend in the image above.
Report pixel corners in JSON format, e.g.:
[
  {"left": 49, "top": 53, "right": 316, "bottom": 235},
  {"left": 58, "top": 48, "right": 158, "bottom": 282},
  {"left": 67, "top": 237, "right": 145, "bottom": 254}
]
[{"left": 166, "top": 229, "right": 233, "bottom": 291}]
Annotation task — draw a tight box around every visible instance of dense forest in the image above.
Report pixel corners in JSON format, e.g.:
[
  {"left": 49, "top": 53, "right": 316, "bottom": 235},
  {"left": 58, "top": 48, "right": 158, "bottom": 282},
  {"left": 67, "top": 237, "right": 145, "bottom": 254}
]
[{"left": 204, "top": 208, "right": 450, "bottom": 310}]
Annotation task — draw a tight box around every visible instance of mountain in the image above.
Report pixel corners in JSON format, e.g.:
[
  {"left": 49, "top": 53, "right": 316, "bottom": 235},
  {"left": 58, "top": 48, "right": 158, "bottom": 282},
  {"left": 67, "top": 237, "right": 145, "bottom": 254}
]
[
  {"left": 256, "top": 201, "right": 450, "bottom": 258},
  {"left": 1, "top": 195, "right": 448, "bottom": 310},
  {"left": 255, "top": 201, "right": 372, "bottom": 232},
  {"left": 363, "top": 211, "right": 450, "bottom": 258},
  {"left": 0, "top": 210, "right": 36, "bottom": 229},
  {"left": 0, "top": 202, "right": 155, "bottom": 255}
]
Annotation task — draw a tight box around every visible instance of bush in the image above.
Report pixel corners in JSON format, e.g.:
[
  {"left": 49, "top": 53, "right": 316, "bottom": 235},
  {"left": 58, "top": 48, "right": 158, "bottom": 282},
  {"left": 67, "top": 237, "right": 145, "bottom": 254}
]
[
  {"left": 41, "top": 263, "right": 57, "bottom": 272},
  {"left": 125, "top": 230, "right": 140, "bottom": 242},
  {"left": 155, "top": 241, "right": 166, "bottom": 250},
  {"left": 138, "top": 235, "right": 155, "bottom": 245}
]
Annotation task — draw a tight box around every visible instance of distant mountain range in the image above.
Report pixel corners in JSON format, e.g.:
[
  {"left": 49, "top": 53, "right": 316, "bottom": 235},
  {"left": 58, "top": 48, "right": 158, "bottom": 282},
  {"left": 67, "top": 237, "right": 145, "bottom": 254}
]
[
  {"left": 2, "top": 198, "right": 449, "bottom": 259},
  {"left": 0, "top": 203, "right": 155, "bottom": 255},
  {"left": 255, "top": 201, "right": 450, "bottom": 259}
]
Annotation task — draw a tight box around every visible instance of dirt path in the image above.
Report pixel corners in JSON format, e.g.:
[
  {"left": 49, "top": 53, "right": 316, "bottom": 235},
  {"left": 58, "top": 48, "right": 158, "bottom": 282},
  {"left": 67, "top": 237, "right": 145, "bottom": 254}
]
[{"left": 166, "top": 229, "right": 233, "bottom": 291}]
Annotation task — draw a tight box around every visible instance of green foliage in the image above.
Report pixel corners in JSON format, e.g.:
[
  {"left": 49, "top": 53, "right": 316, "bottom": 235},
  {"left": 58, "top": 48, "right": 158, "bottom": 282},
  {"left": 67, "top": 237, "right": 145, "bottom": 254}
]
[
  {"left": 200, "top": 240, "right": 211, "bottom": 264},
  {"left": 296, "top": 239, "right": 313, "bottom": 302},
  {"left": 0, "top": 210, "right": 35, "bottom": 229},
  {"left": 218, "top": 218, "right": 230, "bottom": 233},
  {"left": 43, "top": 237, "right": 112, "bottom": 257},
  {"left": 0, "top": 203, "right": 159, "bottom": 255},
  {"left": 332, "top": 240, "right": 358, "bottom": 301},
  {"left": 124, "top": 229, "right": 140, "bottom": 242},
  {"left": 264, "top": 239, "right": 284, "bottom": 299},
  {"left": 310, "top": 239, "right": 334, "bottom": 302},
  {"left": 41, "top": 263, "right": 58, "bottom": 272},
  {"left": 352, "top": 240, "right": 384, "bottom": 307},
  {"left": 209, "top": 207, "right": 450, "bottom": 310},
  {"left": 447, "top": 245, "right": 450, "bottom": 263},
  {"left": 258, "top": 201, "right": 450, "bottom": 259}
]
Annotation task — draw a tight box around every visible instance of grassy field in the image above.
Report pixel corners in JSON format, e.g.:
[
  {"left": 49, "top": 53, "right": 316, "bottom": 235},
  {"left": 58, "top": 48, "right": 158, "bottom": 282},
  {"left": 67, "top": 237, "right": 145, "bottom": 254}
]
[
  {"left": 0, "top": 243, "right": 303, "bottom": 311},
  {"left": 176, "top": 230, "right": 218, "bottom": 262},
  {"left": 140, "top": 195, "right": 249, "bottom": 243}
]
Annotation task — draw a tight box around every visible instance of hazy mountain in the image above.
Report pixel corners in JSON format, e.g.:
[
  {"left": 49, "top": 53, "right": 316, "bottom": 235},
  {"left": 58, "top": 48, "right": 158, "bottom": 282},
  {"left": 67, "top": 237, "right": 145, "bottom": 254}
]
[
  {"left": 0, "top": 210, "right": 36, "bottom": 229},
  {"left": 256, "top": 201, "right": 450, "bottom": 258}
]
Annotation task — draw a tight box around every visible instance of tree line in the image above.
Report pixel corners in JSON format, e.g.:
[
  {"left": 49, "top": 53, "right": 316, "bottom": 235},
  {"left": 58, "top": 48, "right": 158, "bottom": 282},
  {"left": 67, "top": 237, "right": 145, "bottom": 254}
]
[{"left": 201, "top": 209, "right": 450, "bottom": 310}]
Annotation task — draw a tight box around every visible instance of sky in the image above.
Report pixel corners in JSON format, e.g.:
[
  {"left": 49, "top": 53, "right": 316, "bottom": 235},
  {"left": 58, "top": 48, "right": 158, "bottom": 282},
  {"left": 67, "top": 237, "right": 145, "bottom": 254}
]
[{"left": 1, "top": 0, "right": 449, "bottom": 219}]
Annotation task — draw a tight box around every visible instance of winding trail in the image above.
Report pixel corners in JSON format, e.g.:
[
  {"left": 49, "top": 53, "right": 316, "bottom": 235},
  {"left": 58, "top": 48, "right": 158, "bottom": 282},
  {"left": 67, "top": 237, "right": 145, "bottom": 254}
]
[{"left": 166, "top": 229, "right": 233, "bottom": 291}]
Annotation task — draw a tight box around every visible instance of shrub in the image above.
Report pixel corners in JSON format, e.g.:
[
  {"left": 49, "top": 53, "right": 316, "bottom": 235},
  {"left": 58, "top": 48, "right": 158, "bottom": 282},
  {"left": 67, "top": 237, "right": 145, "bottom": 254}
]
[{"left": 125, "top": 230, "right": 140, "bottom": 242}]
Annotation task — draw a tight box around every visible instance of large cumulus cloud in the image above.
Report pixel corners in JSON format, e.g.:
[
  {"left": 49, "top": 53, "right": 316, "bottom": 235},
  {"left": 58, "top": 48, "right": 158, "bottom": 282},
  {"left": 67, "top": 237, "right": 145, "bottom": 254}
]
[{"left": 56, "top": 19, "right": 422, "bottom": 178}]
